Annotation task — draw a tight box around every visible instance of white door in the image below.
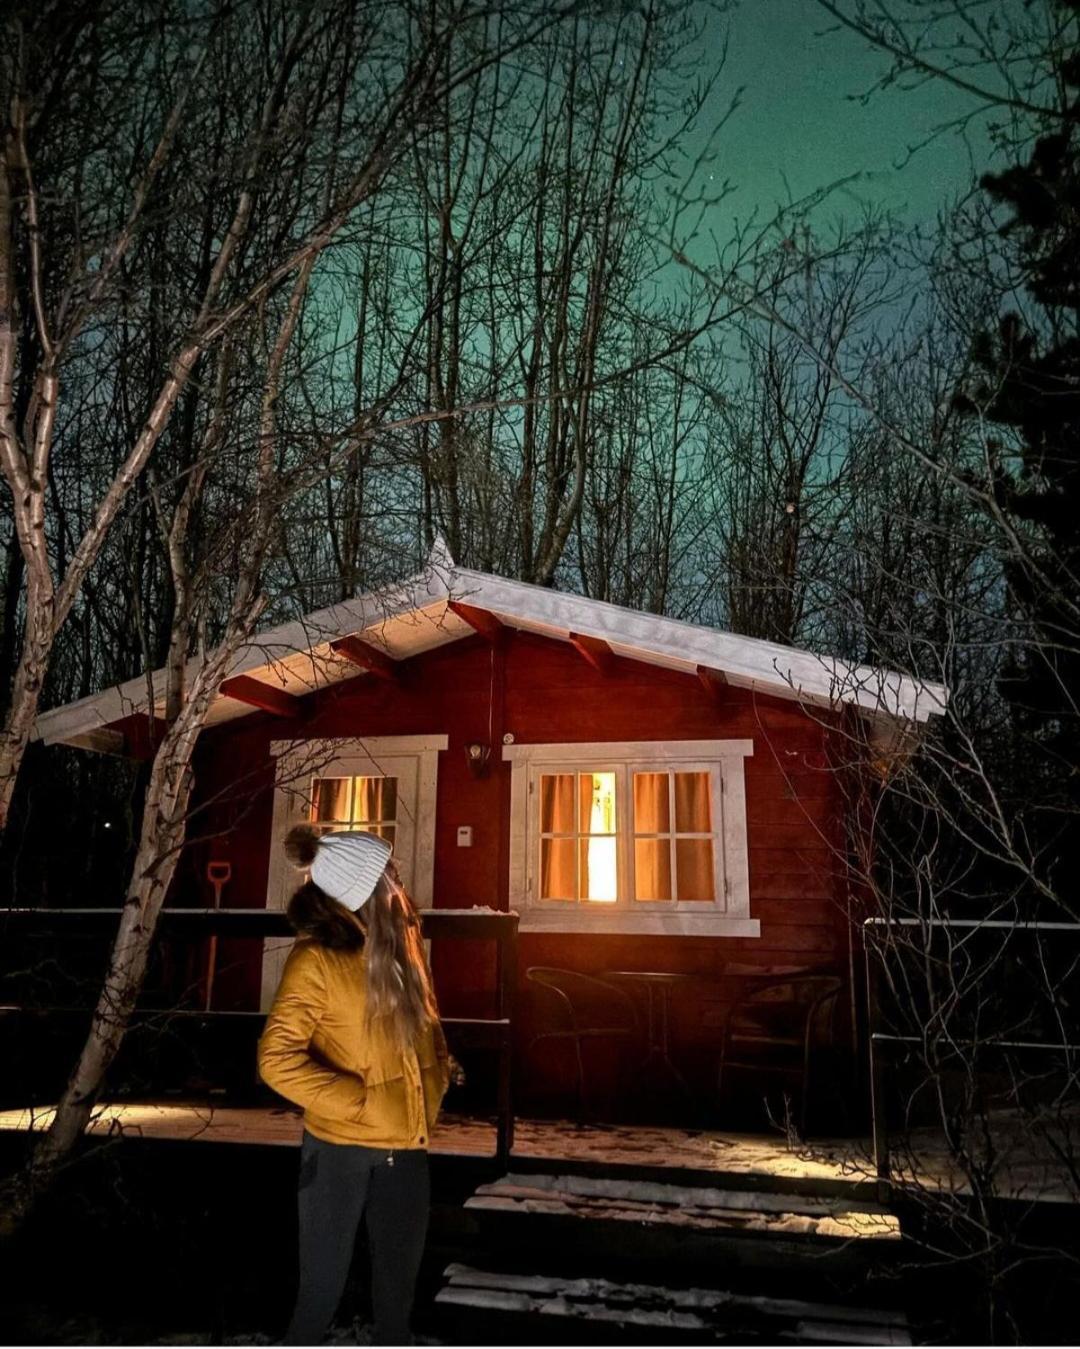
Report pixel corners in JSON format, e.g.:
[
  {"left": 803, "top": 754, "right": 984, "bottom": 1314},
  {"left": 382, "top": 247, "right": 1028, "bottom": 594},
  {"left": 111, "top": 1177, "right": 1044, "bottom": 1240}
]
[{"left": 261, "top": 736, "right": 446, "bottom": 1009}]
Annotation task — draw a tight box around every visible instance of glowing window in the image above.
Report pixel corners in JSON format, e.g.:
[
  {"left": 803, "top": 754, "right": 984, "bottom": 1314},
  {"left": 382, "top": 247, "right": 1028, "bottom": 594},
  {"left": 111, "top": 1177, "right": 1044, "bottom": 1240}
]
[
  {"left": 539, "top": 771, "right": 618, "bottom": 903},
  {"left": 311, "top": 775, "right": 397, "bottom": 849},
  {"left": 633, "top": 771, "right": 714, "bottom": 902},
  {"left": 506, "top": 739, "right": 755, "bottom": 936}
]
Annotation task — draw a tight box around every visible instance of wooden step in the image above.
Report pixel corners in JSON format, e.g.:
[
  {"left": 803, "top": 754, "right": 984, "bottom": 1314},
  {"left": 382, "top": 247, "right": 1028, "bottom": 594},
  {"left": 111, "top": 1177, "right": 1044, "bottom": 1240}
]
[
  {"left": 436, "top": 1263, "right": 912, "bottom": 1345},
  {"left": 465, "top": 1171, "right": 901, "bottom": 1244}
]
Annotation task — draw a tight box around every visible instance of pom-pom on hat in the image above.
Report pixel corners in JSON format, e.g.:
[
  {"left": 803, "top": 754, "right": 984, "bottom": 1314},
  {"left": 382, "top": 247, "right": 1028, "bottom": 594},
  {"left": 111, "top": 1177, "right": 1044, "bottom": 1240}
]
[{"left": 284, "top": 824, "right": 392, "bottom": 911}]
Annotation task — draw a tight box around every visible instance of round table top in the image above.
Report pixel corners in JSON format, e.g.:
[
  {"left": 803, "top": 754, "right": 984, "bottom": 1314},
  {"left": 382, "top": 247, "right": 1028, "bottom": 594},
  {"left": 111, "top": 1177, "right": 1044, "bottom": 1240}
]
[
  {"left": 603, "top": 965, "right": 811, "bottom": 986},
  {"left": 602, "top": 969, "right": 703, "bottom": 985}
]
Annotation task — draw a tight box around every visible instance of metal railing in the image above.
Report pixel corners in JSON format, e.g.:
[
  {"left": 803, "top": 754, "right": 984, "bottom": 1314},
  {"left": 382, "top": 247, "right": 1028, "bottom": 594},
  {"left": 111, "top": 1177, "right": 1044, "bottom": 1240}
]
[
  {"left": 863, "top": 915, "right": 1080, "bottom": 1189},
  {"left": 1, "top": 905, "right": 519, "bottom": 1167}
]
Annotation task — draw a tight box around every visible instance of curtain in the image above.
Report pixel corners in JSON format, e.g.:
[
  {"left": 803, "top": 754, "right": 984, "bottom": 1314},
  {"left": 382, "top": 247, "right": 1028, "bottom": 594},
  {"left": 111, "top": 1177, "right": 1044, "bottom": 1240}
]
[
  {"left": 633, "top": 771, "right": 713, "bottom": 901},
  {"left": 540, "top": 775, "right": 576, "bottom": 899},
  {"left": 311, "top": 775, "right": 398, "bottom": 848},
  {"left": 633, "top": 772, "right": 670, "bottom": 900},
  {"left": 540, "top": 773, "right": 617, "bottom": 901},
  {"left": 312, "top": 776, "right": 351, "bottom": 822},
  {"left": 673, "top": 772, "right": 710, "bottom": 832},
  {"left": 674, "top": 772, "right": 713, "bottom": 901},
  {"left": 353, "top": 775, "right": 397, "bottom": 826}
]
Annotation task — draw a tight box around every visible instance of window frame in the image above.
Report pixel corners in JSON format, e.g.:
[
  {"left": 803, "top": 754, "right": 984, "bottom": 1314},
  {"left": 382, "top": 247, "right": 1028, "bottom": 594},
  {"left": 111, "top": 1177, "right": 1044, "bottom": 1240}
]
[
  {"left": 262, "top": 735, "right": 447, "bottom": 1007},
  {"left": 505, "top": 739, "right": 758, "bottom": 937}
]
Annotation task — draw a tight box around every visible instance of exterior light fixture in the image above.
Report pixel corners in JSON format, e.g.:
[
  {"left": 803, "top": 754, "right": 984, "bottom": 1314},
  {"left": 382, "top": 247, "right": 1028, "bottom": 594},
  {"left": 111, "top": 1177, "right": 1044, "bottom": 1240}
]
[{"left": 465, "top": 741, "right": 492, "bottom": 778}]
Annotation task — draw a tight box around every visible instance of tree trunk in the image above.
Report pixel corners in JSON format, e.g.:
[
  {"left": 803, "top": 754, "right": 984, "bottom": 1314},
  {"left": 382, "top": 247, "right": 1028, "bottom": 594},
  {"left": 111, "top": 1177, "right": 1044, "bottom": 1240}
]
[
  {"left": 0, "top": 577, "right": 54, "bottom": 831},
  {"left": 0, "top": 654, "right": 222, "bottom": 1232}
]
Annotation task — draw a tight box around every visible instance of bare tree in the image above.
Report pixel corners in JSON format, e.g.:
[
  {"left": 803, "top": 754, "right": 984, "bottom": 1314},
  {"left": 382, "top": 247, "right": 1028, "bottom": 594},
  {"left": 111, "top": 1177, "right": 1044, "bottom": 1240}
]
[
  {"left": 1, "top": 0, "right": 603, "bottom": 1226},
  {"left": 0, "top": 0, "right": 495, "bottom": 828}
]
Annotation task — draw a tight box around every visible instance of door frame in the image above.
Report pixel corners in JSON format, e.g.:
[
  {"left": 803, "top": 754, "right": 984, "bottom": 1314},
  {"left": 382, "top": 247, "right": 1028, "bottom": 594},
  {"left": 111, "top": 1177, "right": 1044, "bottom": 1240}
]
[{"left": 260, "top": 734, "right": 448, "bottom": 1009}]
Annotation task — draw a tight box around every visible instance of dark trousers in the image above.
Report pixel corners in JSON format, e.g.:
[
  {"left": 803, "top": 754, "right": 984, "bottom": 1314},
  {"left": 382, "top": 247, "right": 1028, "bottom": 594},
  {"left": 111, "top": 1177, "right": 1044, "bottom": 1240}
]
[{"left": 284, "top": 1130, "right": 430, "bottom": 1347}]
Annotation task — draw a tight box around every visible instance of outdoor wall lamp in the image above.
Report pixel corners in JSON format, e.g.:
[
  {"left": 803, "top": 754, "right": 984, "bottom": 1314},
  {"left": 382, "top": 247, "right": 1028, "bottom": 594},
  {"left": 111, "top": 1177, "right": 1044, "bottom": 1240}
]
[{"left": 465, "top": 741, "right": 492, "bottom": 778}]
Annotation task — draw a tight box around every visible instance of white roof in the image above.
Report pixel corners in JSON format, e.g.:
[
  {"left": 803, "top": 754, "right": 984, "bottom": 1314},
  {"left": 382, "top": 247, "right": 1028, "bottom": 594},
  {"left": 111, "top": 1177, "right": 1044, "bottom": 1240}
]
[{"left": 34, "top": 538, "right": 948, "bottom": 751}]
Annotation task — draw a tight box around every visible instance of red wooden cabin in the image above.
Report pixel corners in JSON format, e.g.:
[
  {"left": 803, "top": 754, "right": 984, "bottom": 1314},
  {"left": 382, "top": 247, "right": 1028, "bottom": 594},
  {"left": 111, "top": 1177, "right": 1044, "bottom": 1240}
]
[{"left": 34, "top": 540, "right": 947, "bottom": 1123}]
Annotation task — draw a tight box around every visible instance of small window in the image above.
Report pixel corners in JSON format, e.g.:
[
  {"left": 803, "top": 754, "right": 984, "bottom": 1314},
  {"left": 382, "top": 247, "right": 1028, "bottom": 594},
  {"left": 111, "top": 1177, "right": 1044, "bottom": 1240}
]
[
  {"left": 311, "top": 774, "right": 397, "bottom": 848},
  {"left": 633, "top": 771, "right": 714, "bottom": 903},
  {"left": 538, "top": 771, "right": 618, "bottom": 902},
  {"left": 506, "top": 739, "right": 757, "bottom": 936},
  {"left": 534, "top": 764, "right": 719, "bottom": 909}
]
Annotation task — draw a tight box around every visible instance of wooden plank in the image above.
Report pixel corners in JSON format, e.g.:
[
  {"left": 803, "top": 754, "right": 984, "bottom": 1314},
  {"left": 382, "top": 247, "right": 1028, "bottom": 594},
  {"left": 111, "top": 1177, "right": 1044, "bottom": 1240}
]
[
  {"left": 436, "top": 1265, "right": 910, "bottom": 1343},
  {"left": 745, "top": 796, "right": 835, "bottom": 828},
  {"left": 473, "top": 1172, "right": 896, "bottom": 1220},
  {"left": 697, "top": 665, "right": 730, "bottom": 702},
  {"left": 496, "top": 914, "right": 516, "bottom": 1166},
  {"left": 747, "top": 869, "right": 835, "bottom": 901},
  {"left": 220, "top": 674, "right": 299, "bottom": 719},
  {"left": 449, "top": 600, "right": 505, "bottom": 644},
  {"left": 0, "top": 905, "right": 520, "bottom": 941},
  {"left": 442, "top": 1016, "right": 511, "bottom": 1051},
  {"left": 464, "top": 1178, "right": 899, "bottom": 1241},
  {"left": 567, "top": 632, "right": 614, "bottom": 675},
  {"left": 3, "top": 1005, "right": 513, "bottom": 1053},
  {"left": 330, "top": 634, "right": 399, "bottom": 681},
  {"left": 66, "top": 726, "right": 129, "bottom": 756}
]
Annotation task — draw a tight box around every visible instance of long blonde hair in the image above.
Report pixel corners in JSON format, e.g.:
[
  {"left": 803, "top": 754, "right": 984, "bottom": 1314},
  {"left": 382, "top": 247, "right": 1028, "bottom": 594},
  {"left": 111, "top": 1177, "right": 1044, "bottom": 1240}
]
[
  {"left": 284, "top": 827, "right": 440, "bottom": 1050},
  {"left": 361, "top": 859, "right": 441, "bottom": 1049}
]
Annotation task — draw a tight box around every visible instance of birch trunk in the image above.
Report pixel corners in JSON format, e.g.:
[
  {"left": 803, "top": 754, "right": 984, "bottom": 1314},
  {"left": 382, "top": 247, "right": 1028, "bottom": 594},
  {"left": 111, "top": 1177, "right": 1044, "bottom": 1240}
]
[
  {"left": 4, "top": 636, "right": 237, "bottom": 1228},
  {"left": 0, "top": 261, "right": 313, "bottom": 1232}
]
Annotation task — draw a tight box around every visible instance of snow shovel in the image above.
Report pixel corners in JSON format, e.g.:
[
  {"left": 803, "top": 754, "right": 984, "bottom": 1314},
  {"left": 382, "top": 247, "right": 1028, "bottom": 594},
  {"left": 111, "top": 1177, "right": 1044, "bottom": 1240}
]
[{"left": 204, "top": 860, "right": 232, "bottom": 1011}]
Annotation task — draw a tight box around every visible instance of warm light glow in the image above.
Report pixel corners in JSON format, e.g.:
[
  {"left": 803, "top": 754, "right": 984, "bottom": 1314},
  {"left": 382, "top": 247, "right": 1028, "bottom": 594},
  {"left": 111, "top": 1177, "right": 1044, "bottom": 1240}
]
[{"left": 585, "top": 772, "right": 617, "bottom": 902}]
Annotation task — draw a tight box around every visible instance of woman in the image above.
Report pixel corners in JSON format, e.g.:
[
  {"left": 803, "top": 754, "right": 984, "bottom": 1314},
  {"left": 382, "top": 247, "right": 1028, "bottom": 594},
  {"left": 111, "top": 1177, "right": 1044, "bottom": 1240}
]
[{"left": 258, "top": 824, "right": 453, "bottom": 1347}]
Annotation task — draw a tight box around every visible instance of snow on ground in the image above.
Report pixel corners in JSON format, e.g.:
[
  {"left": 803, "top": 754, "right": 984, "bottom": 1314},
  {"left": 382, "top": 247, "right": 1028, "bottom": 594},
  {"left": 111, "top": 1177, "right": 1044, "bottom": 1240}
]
[{"left": 155, "top": 1323, "right": 442, "bottom": 1346}]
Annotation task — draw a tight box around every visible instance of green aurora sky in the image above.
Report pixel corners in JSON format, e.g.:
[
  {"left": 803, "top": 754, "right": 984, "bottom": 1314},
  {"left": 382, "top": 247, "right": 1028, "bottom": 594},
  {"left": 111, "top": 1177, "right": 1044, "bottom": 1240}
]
[{"left": 693, "top": 1, "right": 1008, "bottom": 234}]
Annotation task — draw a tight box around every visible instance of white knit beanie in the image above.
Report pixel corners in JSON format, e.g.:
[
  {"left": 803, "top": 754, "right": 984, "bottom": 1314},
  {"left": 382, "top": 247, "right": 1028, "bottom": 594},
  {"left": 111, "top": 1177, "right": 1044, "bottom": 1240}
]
[{"left": 308, "top": 829, "right": 393, "bottom": 911}]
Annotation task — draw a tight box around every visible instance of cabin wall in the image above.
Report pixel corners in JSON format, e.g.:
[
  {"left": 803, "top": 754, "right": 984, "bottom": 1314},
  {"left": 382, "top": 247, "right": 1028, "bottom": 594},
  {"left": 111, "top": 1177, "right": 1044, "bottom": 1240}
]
[{"left": 182, "top": 631, "right": 852, "bottom": 1108}]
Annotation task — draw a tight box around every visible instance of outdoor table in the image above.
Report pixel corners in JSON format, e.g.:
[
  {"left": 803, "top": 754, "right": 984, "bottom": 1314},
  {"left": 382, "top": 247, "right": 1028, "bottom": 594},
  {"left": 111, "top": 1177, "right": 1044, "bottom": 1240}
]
[{"left": 600, "top": 970, "right": 704, "bottom": 1096}]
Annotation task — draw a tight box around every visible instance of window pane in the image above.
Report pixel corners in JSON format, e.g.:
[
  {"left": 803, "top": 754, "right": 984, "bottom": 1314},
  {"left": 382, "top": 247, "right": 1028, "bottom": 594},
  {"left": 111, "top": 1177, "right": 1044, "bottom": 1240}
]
[
  {"left": 579, "top": 772, "right": 616, "bottom": 835},
  {"left": 676, "top": 838, "right": 715, "bottom": 901},
  {"left": 633, "top": 772, "right": 670, "bottom": 833},
  {"left": 634, "top": 838, "right": 672, "bottom": 901},
  {"left": 580, "top": 836, "right": 617, "bottom": 902},
  {"left": 540, "top": 837, "right": 576, "bottom": 899},
  {"left": 674, "top": 772, "right": 711, "bottom": 833},
  {"left": 312, "top": 777, "right": 351, "bottom": 822},
  {"left": 540, "top": 774, "right": 575, "bottom": 834},
  {"left": 370, "top": 824, "right": 396, "bottom": 849},
  {"left": 353, "top": 775, "right": 397, "bottom": 824}
]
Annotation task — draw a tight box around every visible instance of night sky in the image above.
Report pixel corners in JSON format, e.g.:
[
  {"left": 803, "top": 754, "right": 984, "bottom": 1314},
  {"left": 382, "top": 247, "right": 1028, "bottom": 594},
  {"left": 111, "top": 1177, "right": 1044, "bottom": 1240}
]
[{"left": 693, "top": 1, "right": 1005, "bottom": 234}]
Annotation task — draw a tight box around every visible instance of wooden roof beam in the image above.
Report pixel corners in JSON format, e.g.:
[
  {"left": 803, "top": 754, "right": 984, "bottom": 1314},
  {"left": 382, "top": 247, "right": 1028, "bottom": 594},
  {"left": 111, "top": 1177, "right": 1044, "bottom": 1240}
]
[
  {"left": 330, "top": 634, "right": 399, "bottom": 681},
  {"left": 221, "top": 674, "right": 300, "bottom": 719},
  {"left": 697, "top": 665, "right": 731, "bottom": 705},
  {"left": 67, "top": 727, "right": 129, "bottom": 756},
  {"left": 449, "top": 601, "right": 505, "bottom": 644},
  {"left": 568, "top": 631, "right": 615, "bottom": 675}
]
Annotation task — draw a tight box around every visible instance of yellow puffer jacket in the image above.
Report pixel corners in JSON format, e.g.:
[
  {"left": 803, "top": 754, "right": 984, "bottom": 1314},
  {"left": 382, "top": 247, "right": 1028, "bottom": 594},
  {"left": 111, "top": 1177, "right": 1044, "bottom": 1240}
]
[{"left": 257, "top": 938, "right": 450, "bottom": 1148}]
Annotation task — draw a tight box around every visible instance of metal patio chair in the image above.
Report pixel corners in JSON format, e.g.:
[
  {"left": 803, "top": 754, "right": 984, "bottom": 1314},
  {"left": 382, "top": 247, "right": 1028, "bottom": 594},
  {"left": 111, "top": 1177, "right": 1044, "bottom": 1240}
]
[
  {"left": 525, "top": 966, "right": 641, "bottom": 1122},
  {"left": 716, "top": 973, "right": 844, "bottom": 1136}
]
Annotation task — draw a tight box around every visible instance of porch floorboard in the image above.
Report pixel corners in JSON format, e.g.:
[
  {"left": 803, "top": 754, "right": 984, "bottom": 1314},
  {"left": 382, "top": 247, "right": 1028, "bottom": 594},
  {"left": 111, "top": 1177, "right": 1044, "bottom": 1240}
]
[{"left": 0, "top": 1103, "right": 1074, "bottom": 1205}]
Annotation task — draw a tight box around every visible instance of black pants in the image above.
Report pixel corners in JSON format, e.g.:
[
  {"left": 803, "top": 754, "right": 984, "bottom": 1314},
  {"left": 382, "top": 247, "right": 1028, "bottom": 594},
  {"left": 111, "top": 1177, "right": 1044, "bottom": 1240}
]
[{"left": 284, "top": 1131, "right": 430, "bottom": 1347}]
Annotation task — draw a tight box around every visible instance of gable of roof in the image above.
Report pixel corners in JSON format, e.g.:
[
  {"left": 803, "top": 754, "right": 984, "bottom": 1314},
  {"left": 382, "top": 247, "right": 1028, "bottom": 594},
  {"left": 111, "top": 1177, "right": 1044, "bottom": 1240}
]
[{"left": 34, "top": 538, "right": 948, "bottom": 751}]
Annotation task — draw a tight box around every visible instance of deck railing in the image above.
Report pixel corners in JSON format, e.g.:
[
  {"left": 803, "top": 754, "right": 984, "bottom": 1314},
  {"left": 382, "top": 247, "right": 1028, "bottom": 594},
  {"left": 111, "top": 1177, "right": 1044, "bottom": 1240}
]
[
  {"left": 863, "top": 915, "right": 1080, "bottom": 1189},
  {"left": 0, "top": 905, "right": 519, "bottom": 1167}
]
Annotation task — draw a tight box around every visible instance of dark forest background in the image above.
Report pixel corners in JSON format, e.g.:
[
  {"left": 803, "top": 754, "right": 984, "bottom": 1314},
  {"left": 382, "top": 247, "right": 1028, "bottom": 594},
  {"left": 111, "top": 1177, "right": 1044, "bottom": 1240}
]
[{"left": 0, "top": 0, "right": 1078, "bottom": 1338}]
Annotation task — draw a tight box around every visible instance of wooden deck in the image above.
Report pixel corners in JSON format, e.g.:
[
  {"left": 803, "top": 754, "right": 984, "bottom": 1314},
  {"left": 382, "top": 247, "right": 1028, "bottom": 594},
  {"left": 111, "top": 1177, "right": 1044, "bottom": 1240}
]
[
  {"left": 0, "top": 1102, "right": 858, "bottom": 1178},
  {"left": 2, "top": 1102, "right": 1074, "bottom": 1204}
]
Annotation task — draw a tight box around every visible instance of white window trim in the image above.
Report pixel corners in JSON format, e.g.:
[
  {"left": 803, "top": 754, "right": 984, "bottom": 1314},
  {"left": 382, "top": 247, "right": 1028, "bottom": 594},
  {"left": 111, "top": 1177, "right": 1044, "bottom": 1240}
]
[
  {"left": 261, "top": 735, "right": 447, "bottom": 1007},
  {"left": 504, "top": 738, "right": 758, "bottom": 937}
]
